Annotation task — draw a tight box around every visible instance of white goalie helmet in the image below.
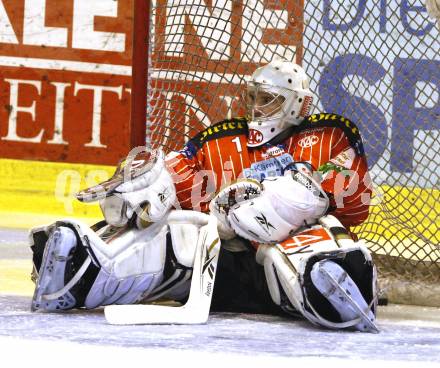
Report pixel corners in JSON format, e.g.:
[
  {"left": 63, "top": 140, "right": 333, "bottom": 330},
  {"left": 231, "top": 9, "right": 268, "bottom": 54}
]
[{"left": 245, "top": 60, "right": 314, "bottom": 147}]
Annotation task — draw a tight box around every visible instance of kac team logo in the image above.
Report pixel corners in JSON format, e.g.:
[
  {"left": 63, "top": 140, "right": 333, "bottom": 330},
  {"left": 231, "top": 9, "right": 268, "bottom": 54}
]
[
  {"left": 298, "top": 135, "right": 319, "bottom": 148},
  {"left": 248, "top": 129, "right": 264, "bottom": 145}
]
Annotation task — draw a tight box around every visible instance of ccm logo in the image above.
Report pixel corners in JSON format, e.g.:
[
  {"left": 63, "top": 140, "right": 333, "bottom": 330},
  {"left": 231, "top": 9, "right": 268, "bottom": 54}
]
[{"left": 298, "top": 135, "right": 319, "bottom": 148}]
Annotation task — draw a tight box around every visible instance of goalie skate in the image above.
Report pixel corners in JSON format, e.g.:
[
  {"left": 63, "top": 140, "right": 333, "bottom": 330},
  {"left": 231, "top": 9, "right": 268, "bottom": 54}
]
[
  {"left": 31, "top": 227, "right": 86, "bottom": 311},
  {"left": 310, "top": 260, "right": 379, "bottom": 333}
]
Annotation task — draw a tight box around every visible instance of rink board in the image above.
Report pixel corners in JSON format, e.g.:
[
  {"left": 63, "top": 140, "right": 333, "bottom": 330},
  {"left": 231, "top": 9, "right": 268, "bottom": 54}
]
[{"left": 0, "top": 158, "right": 437, "bottom": 242}]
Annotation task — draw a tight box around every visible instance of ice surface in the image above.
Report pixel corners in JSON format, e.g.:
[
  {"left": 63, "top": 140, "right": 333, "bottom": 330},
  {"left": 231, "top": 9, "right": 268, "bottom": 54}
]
[
  {"left": 0, "top": 295, "right": 440, "bottom": 367},
  {"left": 1, "top": 227, "right": 440, "bottom": 367}
]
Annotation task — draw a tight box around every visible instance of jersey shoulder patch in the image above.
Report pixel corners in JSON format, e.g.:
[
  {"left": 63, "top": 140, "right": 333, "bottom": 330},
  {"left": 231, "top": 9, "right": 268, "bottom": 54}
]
[
  {"left": 298, "top": 113, "right": 365, "bottom": 155},
  {"left": 188, "top": 117, "right": 248, "bottom": 149}
]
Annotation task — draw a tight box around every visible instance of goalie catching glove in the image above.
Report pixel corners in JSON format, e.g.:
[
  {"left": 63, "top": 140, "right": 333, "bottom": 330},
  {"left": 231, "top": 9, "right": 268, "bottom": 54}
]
[
  {"left": 210, "top": 169, "right": 329, "bottom": 243},
  {"left": 77, "top": 149, "right": 176, "bottom": 228}
]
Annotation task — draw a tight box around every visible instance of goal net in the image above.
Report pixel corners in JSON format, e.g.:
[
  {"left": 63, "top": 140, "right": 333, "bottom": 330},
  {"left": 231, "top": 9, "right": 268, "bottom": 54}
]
[{"left": 139, "top": 0, "right": 440, "bottom": 306}]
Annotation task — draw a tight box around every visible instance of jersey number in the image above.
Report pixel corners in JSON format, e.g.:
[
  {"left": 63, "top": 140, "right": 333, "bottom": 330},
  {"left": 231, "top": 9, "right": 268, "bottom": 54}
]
[{"left": 232, "top": 137, "right": 242, "bottom": 153}]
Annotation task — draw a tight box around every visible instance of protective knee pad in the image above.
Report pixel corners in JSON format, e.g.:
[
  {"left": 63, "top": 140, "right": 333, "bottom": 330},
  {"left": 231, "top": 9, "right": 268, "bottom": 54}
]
[{"left": 84, "top": 225, "right": 176, "bottom": 308}]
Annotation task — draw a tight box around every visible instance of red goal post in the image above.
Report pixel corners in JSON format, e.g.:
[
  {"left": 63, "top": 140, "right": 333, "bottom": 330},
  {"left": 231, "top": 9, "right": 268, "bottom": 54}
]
[
  {"left": 131, "top": 0, "right": 150, "bottom": 149},
  {"left": 131, "top": 0, "right": 440, "bottom": 306}
]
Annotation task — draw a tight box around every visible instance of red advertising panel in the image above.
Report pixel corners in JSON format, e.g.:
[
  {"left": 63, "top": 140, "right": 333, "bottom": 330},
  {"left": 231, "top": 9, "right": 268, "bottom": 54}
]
[{"left": 0, "top": 0, "right": 139, "bottom": 165}]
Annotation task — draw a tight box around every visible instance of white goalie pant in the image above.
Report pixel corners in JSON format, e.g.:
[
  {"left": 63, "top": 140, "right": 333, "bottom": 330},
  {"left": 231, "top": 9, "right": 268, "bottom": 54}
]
[
  {"left": 30, "top": 210, "right": 210, "bottom": 311},
  {"left": 256, "top": 215, "right": 378, "bottom": 333}
]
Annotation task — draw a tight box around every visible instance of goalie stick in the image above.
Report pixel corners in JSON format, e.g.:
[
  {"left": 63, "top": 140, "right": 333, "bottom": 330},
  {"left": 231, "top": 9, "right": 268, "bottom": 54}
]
[{"left": 104, "top": 215, "right": 221, "bottom": 325}]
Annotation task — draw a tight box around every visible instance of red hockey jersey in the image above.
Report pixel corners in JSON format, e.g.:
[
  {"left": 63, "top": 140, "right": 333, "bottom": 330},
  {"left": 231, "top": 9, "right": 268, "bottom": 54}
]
[{"left": 165, "top": 114, "right": 372, "bottom": 229}]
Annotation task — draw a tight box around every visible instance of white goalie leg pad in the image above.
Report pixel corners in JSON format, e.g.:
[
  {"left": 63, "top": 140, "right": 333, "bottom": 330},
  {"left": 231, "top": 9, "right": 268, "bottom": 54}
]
[
  {"left": 85, "top": 211, "right": 210, "bottom": 308},
  {"left": 142, "top": 211, "right": 211, "bottom": 302},
  {"left": 30, "top": 210, "right": 209, "bottom": 311},
  {"left": 30, "top": 218, "right": 166, "bottom": 310},
  {"left": 256, "top": 244, "right": 300, "bottom": 310},
  {"left": 84, "top": 221, "right": 169, "bottom": 308},
  {"left": 256, "top": 215, "right": 378, "bottom": 332}
]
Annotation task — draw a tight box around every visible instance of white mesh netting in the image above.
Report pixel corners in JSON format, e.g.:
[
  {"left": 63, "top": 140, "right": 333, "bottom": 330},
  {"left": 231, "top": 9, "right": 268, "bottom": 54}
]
[{"left": 144, "top": 0, "right": 440, "bottom": 306}]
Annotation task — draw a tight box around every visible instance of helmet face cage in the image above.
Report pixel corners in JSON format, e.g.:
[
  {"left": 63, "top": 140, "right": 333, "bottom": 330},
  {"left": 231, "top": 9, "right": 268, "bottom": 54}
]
[
  {"left": 245, "top": 61, "right": 314, "bottom": 147},
  {"left": 244, "top": 81, "right": 292, "bottom": 122}
]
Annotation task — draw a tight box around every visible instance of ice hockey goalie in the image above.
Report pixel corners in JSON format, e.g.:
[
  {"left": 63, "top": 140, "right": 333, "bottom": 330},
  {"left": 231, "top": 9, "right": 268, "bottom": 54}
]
[{"left": 30, "top": 60, "right": 378, "bottom": 332}]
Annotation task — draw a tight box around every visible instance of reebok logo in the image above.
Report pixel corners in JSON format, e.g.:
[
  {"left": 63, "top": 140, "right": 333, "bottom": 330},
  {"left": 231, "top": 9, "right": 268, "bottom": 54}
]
[
  {"left": 255, "top": 213, "right": 275, "bottom": 235},
  {"left": 293, "top": 172, "right": 315, "bottom": 193},
  {"left": 158, "top": 187, "right": 170, "bottom": 204}
]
